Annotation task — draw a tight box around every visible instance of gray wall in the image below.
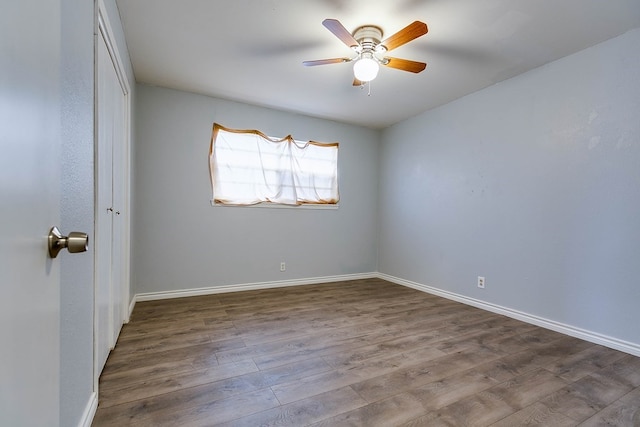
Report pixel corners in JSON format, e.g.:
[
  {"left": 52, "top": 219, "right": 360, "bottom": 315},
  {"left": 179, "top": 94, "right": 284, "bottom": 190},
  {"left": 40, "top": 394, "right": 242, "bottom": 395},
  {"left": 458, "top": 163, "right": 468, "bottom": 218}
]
[
  {"left": 132, "top": 85, "right": 379, "bottom": 294},
  {"left": 378, "top": 29, "right": 640, "bottom": 346},
  {"left": 60, "top": 0, "right": 135, "bottom": 425},
  {"left": 60, "top": 0, "right": 94, "bottom": 424}
]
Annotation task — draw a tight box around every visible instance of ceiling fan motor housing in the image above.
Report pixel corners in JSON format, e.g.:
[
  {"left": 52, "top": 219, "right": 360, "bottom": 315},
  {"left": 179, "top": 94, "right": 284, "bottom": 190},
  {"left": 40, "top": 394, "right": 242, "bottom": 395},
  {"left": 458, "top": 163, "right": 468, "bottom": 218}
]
[{"left": 353, "top": 25, "right": 384, "bottom": 53}]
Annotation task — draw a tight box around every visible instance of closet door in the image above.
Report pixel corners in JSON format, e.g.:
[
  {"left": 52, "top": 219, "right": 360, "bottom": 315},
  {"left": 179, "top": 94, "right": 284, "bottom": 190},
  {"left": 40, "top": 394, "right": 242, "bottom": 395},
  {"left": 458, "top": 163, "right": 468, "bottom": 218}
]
[
  {"left": 95, "top": 13, "right": 129, "bottom": 379},
  {"left": 96, "top": 28, "right": 115, "bottom": 375},
  {"left": 111, "top": 71, "right": 126, "bottom": 345}
]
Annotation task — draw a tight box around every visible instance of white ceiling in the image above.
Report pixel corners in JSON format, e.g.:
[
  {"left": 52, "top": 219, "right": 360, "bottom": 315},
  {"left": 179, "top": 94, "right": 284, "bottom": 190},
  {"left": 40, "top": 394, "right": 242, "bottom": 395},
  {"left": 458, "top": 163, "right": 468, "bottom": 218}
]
[{"left": 116, "top": 0, "right": 640, "bottom": 129}]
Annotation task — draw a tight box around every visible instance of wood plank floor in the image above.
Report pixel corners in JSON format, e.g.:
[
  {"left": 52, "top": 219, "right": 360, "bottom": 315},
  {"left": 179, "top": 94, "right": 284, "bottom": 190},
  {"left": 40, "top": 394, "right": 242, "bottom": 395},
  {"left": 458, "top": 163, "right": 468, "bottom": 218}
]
[{"left": 92, "top": 278, "right": 640, "bottom": 426}]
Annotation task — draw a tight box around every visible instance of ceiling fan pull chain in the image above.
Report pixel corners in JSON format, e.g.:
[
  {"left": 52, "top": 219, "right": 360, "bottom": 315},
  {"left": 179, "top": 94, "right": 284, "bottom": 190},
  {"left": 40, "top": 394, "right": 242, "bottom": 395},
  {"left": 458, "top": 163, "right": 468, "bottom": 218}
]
[{"left": 368, "top": 80, "right": 372, "bottom": 97}]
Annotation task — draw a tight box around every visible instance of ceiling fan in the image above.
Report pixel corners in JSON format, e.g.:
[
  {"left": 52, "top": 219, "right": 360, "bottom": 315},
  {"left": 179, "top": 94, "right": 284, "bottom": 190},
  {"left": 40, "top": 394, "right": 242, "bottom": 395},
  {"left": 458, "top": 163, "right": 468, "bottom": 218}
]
[{"left": 303, "top": 19, "right": 428, "bottom": 86}]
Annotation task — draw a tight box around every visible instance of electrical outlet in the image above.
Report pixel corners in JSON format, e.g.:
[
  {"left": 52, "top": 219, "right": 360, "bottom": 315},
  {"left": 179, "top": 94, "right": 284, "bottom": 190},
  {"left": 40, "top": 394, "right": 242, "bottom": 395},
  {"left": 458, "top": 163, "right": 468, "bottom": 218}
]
[
  {"left": 280, "top": 262, "right": 286, "bottom": 272},
  {"left": 477, "top": 276, "right": 485, "bottom": 289}
]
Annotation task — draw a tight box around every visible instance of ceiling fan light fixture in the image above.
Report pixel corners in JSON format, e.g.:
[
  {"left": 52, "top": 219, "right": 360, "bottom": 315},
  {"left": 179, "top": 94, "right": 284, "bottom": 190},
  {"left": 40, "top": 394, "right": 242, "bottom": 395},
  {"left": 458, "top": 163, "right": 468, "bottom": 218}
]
[{"left": 353, "top": 54, "right": 379, "bottom": 82}]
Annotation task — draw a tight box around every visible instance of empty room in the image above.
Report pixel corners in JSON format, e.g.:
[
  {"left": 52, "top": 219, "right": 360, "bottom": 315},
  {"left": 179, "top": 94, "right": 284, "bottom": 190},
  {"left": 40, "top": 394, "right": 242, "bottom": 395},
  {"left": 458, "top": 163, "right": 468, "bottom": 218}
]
[{"left": 2, "top": 0, "right": 639, "bottom": 426}]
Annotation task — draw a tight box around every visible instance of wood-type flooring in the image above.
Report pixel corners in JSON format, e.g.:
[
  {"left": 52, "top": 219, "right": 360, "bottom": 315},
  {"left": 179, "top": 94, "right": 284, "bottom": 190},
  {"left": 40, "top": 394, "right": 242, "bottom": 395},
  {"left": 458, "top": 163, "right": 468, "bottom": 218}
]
[{"left": 93, "top": 278, "right": 640, "bottom": 426}]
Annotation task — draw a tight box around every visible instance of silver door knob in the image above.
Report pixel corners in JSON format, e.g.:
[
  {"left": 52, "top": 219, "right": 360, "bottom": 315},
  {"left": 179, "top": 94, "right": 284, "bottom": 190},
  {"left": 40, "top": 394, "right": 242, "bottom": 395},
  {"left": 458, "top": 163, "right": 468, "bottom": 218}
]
[{"left": 48, "top": 226, "right": 89, "bottom": 258}]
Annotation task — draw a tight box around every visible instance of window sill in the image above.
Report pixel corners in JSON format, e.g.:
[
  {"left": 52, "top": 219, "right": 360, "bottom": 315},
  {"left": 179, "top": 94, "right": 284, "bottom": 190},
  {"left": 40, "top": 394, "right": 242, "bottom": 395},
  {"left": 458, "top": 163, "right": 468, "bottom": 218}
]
[{"left": 210, "top": 201, "right": 339, "bottom": 210}]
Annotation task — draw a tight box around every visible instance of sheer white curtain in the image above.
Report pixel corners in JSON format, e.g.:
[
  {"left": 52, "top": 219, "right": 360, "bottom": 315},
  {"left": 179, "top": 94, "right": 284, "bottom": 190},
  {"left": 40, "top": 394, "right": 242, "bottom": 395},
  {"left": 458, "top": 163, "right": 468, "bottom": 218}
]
[{"left": 209, "top": 124, "right": 339, "bottom": 206}]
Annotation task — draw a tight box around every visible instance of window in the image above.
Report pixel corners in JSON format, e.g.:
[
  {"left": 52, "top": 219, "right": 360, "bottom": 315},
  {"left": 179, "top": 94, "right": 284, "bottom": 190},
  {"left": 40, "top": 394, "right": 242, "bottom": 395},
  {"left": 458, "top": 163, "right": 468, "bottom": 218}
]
[{"left": 209, "top": 123, "right": 339, "bottom": 206}]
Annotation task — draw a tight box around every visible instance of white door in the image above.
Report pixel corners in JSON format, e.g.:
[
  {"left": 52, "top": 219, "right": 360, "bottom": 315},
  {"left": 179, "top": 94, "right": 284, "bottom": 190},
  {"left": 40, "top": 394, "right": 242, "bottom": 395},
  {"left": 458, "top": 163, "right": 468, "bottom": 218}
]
[
  {"left": 95, "top": 26, "right": 114, "bottom": 374},
  {"left": 95, "top": 12, "right": 129, "bottom": 378},
  {"left": 0, "top": 1, "right": 62, "bottom": 425},
  {"left": 111, "top": 79, "right": 127, "bottom": 343}
]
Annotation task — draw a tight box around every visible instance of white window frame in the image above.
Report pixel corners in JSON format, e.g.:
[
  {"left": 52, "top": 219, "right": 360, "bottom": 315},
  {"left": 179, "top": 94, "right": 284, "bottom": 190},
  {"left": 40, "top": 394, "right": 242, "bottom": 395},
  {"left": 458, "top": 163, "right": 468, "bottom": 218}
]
[{"left": 209, "top": 123, "right": 340, "bottom": 208}]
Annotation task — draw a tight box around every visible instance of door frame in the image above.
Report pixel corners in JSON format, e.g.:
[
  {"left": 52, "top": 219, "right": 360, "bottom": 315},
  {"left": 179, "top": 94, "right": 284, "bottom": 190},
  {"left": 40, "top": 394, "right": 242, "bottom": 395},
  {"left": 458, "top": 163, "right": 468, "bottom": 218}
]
[{"left": 94, "top": 0, "right": 131, "bottom": 390}]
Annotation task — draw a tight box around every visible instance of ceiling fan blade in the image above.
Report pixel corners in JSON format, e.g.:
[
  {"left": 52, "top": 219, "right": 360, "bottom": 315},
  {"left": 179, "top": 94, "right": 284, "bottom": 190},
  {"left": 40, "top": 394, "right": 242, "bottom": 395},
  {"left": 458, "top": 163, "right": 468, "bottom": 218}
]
[
  {"left": 383, "top": 57, "right": 427, "bottom": 73},
  {"left": 353, "top": 77, "right": 363, "bottom": 86},
  {"left": 303, "top": 58, "right": 350, "bottom": 66},
  {"left": 323, "top": 18, "right": 359, "bottom": 48},
  {"left": 380, "top": 21, "right": 428, "bottom": 52}
]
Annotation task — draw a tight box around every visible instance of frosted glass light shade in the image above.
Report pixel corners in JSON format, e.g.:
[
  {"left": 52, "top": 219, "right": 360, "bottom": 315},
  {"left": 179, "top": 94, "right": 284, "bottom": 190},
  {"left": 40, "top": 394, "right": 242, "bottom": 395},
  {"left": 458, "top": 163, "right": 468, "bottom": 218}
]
[{"left": 353, "top": 57, "right": 379, "bottom": 82}]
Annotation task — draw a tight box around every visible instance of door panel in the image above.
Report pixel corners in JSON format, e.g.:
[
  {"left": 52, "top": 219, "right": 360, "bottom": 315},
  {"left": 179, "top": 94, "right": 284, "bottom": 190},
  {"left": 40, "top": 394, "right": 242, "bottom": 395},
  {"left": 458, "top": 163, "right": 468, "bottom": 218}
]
[
  {"left": 111, "top": 84, "right": 127, "bottom": 343},
  {"left": 0, "top": 1, "right": 61, "bottom": 425}
]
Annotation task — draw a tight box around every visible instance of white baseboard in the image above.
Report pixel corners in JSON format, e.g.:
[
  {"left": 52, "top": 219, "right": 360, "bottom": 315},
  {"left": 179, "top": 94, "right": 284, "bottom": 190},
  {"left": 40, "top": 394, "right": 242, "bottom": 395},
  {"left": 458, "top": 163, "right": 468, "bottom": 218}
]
[
  {"left": 378, "top": 273, "right": 640, "bottom": 358},
  {"left": 77, "top": 392, "right": 97, "bottom": 427},
  {"left": 128, "top": 295, "right": 136, "bottom": 320},
  {"left": 133, "top": 272, "right": 378, "bottom": 303}
]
